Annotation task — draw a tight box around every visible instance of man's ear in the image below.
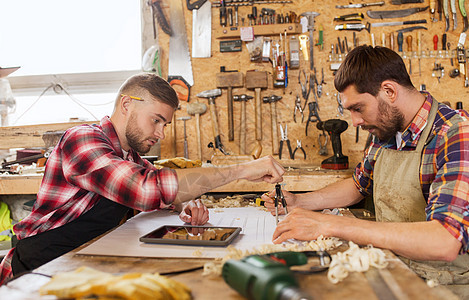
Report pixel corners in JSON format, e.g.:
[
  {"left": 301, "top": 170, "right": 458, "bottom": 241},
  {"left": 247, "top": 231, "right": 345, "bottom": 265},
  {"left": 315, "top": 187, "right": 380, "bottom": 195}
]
[
  {"left": 381, "top": 81, "right": 398, "bottom": 103},
  {"left": 120, "top": 95, "right": 132, "bottom": 116}
]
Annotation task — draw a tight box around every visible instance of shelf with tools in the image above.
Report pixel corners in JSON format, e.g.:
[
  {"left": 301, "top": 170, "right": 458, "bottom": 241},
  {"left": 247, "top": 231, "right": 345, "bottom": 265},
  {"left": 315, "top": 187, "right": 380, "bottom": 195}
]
[
  {"left": 216, "top": 23, "right": 302, "bottom": 39},
  {"left": 148, "top": 0, "right": 469, "bottom": 170}
]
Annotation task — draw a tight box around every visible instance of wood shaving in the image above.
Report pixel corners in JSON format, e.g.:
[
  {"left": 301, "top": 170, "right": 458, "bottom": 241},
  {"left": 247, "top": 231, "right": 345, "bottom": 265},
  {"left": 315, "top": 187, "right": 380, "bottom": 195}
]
[
  {"left": 426, "top": 279, "right": 439, "bottom": 288},
  {"left": 200, "top": 195, "right": 258, "bottom": 208},
  {"left": 327, "top": 241, "right": 388, "bottom": 284},
  {"left": 202, "top": 235, "right": 342, "bottom": 276}
]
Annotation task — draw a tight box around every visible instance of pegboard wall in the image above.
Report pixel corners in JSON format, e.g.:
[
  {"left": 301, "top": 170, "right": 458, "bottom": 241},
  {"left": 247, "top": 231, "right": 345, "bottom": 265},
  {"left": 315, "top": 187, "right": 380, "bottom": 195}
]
[{"left": 143, "top": 0, "right": 469, "bottom": 168}]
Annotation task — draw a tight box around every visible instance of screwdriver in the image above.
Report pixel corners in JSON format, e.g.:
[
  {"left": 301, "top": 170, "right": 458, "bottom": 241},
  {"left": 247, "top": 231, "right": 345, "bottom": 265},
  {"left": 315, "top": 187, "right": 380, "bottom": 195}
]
[
  {"left": 397, "top": 32, "right": 403, "bottom": 52},
  {"left": 407, "top": 35, "right": 413, "bottom": 74}
]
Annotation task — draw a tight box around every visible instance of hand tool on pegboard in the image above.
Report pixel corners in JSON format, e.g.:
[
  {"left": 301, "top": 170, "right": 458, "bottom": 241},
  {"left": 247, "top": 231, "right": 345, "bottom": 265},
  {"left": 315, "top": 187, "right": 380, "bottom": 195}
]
[
  {"left": 188, "top": 98, "right": 208, "bottom": 161},
  {"left": 292, "top": 140, "right": 306, "bottom": 160},
  {"left": 430, "top": 0, "right": 438, "bottom": 21},
  {"left": 177, "top": 116, "right": 191, "bottom": 159},
  {"left": 197, "top": 89, "right": 228, "bottom": 155},
  {"left": 216, "top": 68, "right": 244, "bottom": 141},
  {"left": 168, "top": 0, "right": 193, "bottom": 102},
  {"left": 233, "top": 94, "right": 253, "bottom": 155},
  {"left": 188, "top": 0, "right": 211, "bottom": 58},
  {"left": 460, "top": 0, "right": 469, "bottom": 32},
  {"left": 443, "top": 0, "right": 450, "bottom": 31},
  {"left": 149, "top": 0, "right": 172, "bottom": 37},
  {"left": 451, "top": 0, "right": 457, "bottom": 30},
  {"left": 263, "top": 95, "right": 281, "bottom": 155},
  {"left": 279, "top": 124, "right": 293, "bottom": 160},
  {"left": 366, "top": 6, "right": 429, "bottom": 19},
  {"left": 299, "top": 12, "right": 319, "bottom": 70},
  {"left": 246, "top": 71, "right": 268, "bottom": 145},
  {"left": 336, "top": 1, "right": 384, "bottom": 8}
]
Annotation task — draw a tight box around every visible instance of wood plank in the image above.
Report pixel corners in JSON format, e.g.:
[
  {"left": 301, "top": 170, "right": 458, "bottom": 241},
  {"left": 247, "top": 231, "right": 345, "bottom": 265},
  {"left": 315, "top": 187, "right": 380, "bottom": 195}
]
[
  {"left": 0, "top": 121, "right": 96, "bottom": 149},
  {"left": 0, "top": 169, "right": 352, "bottom": 195},
  {"left": 0, "top": 238, "right": 457, "bottom": 299},
  {"left": 0, "top": 175, "right": 42, "bottom": 195}
]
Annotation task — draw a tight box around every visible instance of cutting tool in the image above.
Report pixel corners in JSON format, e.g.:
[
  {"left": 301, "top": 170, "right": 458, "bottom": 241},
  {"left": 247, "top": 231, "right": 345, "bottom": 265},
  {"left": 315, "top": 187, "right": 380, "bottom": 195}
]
[{"left": 279, "top": 124, "right": 293, "bottom": 159}]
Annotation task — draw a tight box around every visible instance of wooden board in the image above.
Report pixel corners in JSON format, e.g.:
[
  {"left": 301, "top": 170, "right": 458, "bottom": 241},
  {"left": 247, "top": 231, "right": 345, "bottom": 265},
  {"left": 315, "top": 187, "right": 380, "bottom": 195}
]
[{"left": 0, "top": 121, "right": 96, "bottom": 149}]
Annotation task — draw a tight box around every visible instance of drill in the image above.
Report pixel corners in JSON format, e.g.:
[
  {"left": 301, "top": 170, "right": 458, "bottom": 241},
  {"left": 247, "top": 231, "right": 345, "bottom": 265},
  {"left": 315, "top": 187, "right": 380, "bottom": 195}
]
[
  {"left": 317, "top": 119, "right": 349, "bottom": 170},
  {"left": 222, "top": 252, "right": 313, "bottom": 300}
]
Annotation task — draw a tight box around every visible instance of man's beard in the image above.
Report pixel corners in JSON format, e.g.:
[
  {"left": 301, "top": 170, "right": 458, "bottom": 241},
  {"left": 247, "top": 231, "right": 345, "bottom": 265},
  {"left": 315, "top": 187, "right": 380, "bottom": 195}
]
[
  {"left": 125, "top": 112, "right": 153, "bottom": 154},
  {"left": 362, "top": 97, "right": 405, "bottom": 142}
]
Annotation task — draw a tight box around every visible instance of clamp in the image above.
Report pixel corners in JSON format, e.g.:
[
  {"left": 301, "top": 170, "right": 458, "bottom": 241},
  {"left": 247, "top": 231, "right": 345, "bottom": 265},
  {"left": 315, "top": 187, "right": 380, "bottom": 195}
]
[
  {"left": 316, "top": 68, "right": 326, "bottom": 98},
  {"left": 298, "top": 70, "right": 312, "bottom": 111},
  {"left": 305, "top": 102, "right": 321, "bottom": 136}
]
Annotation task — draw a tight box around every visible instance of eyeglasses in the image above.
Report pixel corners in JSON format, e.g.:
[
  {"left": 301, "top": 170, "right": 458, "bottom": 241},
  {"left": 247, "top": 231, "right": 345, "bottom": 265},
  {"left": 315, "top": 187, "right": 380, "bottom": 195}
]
[{"left": 121, "top": 94, "right": 144, "bottom": 101}]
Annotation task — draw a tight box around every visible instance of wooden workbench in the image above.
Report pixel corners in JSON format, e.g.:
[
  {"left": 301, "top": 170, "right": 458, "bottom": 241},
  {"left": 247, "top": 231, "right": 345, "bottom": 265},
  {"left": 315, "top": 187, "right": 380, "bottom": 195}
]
[
  {"left": 0, "top": 167, "right": 352, "bottom": 195},
  {"left": 0, "top": 210, "right": 457, "bottom": 299}
]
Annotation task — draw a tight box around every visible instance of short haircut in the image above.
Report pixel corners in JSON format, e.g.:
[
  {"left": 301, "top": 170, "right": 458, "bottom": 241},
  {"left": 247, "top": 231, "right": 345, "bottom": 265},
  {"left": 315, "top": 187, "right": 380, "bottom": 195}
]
[
  {"left": 334, "top": 45, "right": 414, "bottom": 96},
  {"left": 118, "top": 73, "right": 179, "bottom": 109}
]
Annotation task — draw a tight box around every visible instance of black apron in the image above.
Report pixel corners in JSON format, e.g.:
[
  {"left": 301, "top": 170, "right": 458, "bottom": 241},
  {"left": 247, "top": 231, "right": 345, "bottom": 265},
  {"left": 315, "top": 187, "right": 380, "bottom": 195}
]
[{"left": 11, "top": 198, "right": 129, "bottom": 275}]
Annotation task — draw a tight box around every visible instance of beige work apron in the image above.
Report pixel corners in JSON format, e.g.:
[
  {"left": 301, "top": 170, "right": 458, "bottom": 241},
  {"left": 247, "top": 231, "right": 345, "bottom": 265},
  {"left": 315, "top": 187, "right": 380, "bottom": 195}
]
[{"left": 373, "top": 100, "right": 469, "bottom": 298}]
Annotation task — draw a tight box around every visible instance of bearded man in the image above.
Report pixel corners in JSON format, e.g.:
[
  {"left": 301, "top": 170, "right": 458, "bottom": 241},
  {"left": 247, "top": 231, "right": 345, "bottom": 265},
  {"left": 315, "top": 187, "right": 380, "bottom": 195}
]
[
  {"left": 263, "top": 45, "right": 469, "bottom": 297},
  {"left": 0, "top": 73, "right": 285, "bottom": 284}
]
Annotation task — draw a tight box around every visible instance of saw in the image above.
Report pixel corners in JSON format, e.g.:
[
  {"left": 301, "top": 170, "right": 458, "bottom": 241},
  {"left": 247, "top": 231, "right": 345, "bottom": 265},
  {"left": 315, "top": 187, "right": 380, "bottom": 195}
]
[
  {"left": 366, "top": 6, "right": 429, "bottom": 19},
  {"left": 168, "top": 0, "right": 193, "bottom": 101},
  {"left": 188, "top": 0, "right": 211, "bottom": 58}
]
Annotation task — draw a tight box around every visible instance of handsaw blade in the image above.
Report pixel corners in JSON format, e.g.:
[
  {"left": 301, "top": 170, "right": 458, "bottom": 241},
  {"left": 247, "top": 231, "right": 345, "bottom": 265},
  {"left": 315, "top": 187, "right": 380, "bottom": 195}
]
[
  {"left": 152, "top": 0, "right": 172, "bottom": 36},
  {"left": 366, "top": 6, "right": 429, "bottom": 19},
  {"left": 191, "top": 0, "right": 211, "bottom": 58},
  {"left": 168, "top": 0, "right": 194, "bottom": 87}
]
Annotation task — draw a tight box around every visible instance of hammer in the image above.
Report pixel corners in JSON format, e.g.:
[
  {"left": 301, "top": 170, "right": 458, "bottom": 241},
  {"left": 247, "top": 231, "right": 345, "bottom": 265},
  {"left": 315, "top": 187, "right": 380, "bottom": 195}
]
[
  {"left": 216, "top": 69, "right": 244, "bottom": 141},
  {"left": 177, "top": 116, "right": 191, "bottom": 159},
  {"left": 187, "top": 100, "right": 207, "bottom": 161},
  {"left": 233, "top": 94, "right": 253, "bottom": 154},
  {"left": 196, "top": 89, "right": 228, "bottom": 155},
  {"left": 263, "top": 95, "right": 282, "bottom": 155}
]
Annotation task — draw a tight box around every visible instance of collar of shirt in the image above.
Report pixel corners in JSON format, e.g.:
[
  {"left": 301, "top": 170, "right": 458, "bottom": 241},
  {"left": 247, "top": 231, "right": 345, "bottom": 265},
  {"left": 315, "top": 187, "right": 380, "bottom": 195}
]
[{"left": 397, "top": 92, "right": 433, "bottom": 150}]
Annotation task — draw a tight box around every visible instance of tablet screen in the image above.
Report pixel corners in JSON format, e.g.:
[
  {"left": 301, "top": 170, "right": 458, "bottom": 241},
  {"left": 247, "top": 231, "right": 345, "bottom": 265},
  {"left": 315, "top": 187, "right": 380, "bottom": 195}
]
[{"left": 140, "top": 225, "right": 242, "bottom": 246}]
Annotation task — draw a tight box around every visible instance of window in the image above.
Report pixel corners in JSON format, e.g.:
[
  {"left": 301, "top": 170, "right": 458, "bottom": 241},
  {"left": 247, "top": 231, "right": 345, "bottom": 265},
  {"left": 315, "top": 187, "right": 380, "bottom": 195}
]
[{"left": 0, "top": 0, "right": 142, "bottom": 126}]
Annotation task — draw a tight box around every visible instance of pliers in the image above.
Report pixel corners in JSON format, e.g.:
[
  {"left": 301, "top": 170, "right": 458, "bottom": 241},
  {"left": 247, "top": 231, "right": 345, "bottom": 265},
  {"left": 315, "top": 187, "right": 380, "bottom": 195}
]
[
  {"left": 294, "top": 95, "right": 304, "bottom": 123},
  {"left": 298, "top": 70, "right": 312, "bottom": 111},
  {"left": 279, "top": 124, "right": 293, "bottom": 159},
  {"left": 292, "top": 140, "right": 306, "bottom": 160}
]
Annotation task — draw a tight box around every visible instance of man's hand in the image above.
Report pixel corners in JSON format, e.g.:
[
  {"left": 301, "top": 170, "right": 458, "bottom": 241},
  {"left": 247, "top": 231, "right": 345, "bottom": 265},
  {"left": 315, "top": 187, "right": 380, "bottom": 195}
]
[
  {"left": 262, "top": 188, "right": 298, "bottom": 215},
  {"left": 178, "top": 199, "right": 209, "bottom": 225},
  {"left": 240, "top": 156, "right": 285, "bottom": 184},
  {"left": 272, "top": 208, "right": 332, "bottom": 244}
]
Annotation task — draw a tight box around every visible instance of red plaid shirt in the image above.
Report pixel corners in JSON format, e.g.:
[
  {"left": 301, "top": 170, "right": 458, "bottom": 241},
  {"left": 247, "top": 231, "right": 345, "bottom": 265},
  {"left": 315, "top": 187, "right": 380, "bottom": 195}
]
[{"left": 0, "top": 116, "right": 178, "bottom": 284}]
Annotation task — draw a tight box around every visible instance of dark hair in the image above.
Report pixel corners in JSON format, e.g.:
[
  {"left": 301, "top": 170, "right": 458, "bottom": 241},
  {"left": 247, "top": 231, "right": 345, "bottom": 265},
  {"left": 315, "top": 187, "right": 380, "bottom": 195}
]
[
  {"left": 119, "top": 73, "right": 179, "bottom": 109},
  {"left": 334, "top": 45, "right": 414, "bottom": 96}
]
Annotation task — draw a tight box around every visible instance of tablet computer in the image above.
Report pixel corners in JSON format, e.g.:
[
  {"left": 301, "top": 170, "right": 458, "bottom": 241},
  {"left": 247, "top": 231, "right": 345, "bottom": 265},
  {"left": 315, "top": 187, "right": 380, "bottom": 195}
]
[{"left": 139, "top": 225, "right": 242, "bottom": 247}]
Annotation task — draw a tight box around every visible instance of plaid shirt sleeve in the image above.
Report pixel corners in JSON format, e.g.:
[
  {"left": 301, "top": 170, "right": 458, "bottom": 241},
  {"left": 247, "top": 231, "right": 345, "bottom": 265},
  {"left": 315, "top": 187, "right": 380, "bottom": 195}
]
[
  {"left": 426, "top": 119, "right": 469, "bottom": 253},
  {"left": 60, "top": 126, "right": 178, "bottom": 211}
]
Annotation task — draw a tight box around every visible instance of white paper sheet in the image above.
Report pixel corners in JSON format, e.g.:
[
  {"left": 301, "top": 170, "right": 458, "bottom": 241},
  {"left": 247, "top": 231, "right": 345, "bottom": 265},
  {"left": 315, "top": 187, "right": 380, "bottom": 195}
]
[{"left": 77, "top": 207, "right": 281, "bottom": 258}]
